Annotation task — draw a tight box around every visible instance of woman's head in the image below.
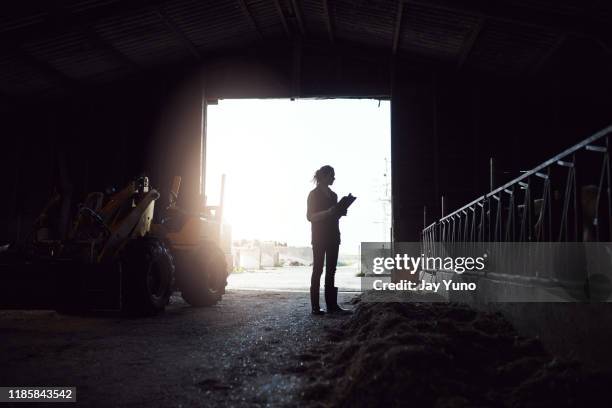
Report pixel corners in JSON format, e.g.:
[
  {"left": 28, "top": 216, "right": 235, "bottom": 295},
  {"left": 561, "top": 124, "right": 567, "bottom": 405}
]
[{"left": 313, "top": 165, "right": 335, "bottom": 186}]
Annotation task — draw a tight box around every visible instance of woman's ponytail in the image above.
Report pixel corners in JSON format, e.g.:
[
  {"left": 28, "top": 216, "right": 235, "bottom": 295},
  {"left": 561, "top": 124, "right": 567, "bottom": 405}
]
[{"left": 312, "top": 165, "right": 334, "bottom": 184}]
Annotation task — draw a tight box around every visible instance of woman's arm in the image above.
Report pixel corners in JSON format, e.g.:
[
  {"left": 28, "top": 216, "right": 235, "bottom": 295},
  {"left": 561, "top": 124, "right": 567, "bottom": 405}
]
[
  {"left": 308, "top": 207, "right": 334, "bottom": 222},
  {"left": 307, "top": 192, "right": 336, "bottom": 222}
]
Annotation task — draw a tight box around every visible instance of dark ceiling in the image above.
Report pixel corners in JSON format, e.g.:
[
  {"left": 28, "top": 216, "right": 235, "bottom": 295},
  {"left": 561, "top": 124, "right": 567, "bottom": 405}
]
[{"left": 1, "top": 0, "right": 611, "bottom": 100}]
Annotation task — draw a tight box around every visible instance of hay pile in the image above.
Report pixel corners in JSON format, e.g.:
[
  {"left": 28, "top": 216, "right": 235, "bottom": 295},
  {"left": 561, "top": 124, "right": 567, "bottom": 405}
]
[{"left": 298, "top": 300, "right": 610, "bottom": 407}]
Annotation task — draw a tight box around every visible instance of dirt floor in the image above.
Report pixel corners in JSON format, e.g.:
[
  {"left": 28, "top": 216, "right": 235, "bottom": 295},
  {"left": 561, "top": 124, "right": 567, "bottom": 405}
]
[
  {"left": 0, "top": 290, "right": 355, "bottom": 407},
  {"left": 3, "top": 290, "right": 612, "bottom": 408}
]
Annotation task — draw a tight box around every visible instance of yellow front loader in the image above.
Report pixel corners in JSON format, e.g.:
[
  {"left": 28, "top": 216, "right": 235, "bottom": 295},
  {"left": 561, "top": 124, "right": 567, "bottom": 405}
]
[
  {"left": 151, "top": 175, "right": 230, "bottom": 307},
  {"left": 0, "top": 175, "right": 230, "bottom": 315}
]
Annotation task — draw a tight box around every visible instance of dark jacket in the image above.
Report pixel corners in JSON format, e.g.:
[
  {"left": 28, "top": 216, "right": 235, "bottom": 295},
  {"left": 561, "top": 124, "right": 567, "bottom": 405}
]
[{"left": 307, "top": 187, "right": 340, "bottom": 245}]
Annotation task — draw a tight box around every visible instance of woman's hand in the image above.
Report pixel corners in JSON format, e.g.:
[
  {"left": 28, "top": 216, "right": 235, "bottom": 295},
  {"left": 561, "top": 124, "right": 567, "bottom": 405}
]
[{"left": 332, "top": 205, "right": 347, "bottom": 218}]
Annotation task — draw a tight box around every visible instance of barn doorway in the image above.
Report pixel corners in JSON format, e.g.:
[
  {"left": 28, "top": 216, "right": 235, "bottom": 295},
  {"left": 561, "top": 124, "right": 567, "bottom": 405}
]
[{"left": 205, "top": 98, "right": 391, "bottom": 291}]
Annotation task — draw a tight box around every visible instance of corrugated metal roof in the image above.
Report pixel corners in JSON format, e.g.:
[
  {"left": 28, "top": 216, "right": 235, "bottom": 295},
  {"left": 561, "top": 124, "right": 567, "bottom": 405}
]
[
  {"left": 94, "top": 9, "right": 190, "bottom": 66},
  {"left": 300, "top": 0, "right": 329, "bottom": 39},
  {"left": 400, "top": 3, "right": 481, "bottom": 61},
  {"left": 67, "top": 0, "right": 124, "bottom": 14},
  {"left": 0, "top": 56, "right": 57, "bottom": 96},
  {"left": 507, "top": 0, "right": 600, "bottom": 17},
  {"left": 247, "top": 0, "right": 286, "bottom": 38},
  {"left": 0, "top": 0, "right": 608, "bottom": 97},
  {"left": 467, "top": 19, "right": 559, "bottom": 75},
  {"left": 162, "top": 0, "right": 254, "bottom": 51},
  {"left": 23, "top": 31, "right": 129, "bottom": 83},
  {"left": 334, "top": 0, "right": 396, "bottom": 48}
]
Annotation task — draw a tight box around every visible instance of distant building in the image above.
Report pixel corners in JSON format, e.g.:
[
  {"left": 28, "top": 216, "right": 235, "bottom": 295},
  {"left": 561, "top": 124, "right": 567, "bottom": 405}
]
[{"left": 232, "top": 240, "right": 310, "bottom": 270}]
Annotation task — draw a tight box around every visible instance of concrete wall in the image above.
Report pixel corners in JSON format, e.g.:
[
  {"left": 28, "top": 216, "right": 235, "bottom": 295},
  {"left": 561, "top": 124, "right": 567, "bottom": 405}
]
[
  {"left": 233, "top": 245, "right": 281, "bottom": 269},
  {"left": 422, "top": 269, "right": 612, "bottom": 370}
]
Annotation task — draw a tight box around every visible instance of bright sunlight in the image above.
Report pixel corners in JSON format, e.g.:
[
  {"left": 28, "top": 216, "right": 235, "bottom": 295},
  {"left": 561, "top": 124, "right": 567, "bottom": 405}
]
[{"left": 205, "top": 98, "right": 390, "bottom": 255}]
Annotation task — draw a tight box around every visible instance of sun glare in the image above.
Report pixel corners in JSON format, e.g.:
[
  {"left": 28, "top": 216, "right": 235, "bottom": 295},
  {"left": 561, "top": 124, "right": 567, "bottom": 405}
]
[{"left": 205, "top": 98, "right": 391, "bottom": 254}]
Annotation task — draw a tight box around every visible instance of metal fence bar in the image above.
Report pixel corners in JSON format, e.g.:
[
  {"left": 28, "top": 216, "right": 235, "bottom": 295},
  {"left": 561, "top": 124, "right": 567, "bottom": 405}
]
[{"left": 422, "top": 125, "right": 612, "bottom": 247}]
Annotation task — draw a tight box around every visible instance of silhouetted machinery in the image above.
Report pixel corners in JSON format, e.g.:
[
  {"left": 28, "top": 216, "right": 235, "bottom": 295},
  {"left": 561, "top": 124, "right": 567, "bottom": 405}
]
[{"left": 0, "top": 175, "right": 231, "bottom": 315}]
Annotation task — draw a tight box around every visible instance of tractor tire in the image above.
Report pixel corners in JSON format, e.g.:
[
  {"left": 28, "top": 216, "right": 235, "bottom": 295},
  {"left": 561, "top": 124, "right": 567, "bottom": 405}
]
[
  {"left": 121, "top": 237, "right": 174, "bottom": 316},
  {"left": 178, "top": 241, "right": 228, "bottom": 307}
]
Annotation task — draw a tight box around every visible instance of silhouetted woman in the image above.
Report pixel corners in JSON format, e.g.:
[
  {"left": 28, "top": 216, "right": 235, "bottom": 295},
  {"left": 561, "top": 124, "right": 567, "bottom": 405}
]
[{"left": 307, "top": 165, "right": 351, "bottom": 315}]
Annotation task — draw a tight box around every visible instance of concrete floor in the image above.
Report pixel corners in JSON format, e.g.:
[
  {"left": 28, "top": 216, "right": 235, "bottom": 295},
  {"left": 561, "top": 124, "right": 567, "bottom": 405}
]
[{"left": 0, "top": 290, "right": 356, "bottom": 407}]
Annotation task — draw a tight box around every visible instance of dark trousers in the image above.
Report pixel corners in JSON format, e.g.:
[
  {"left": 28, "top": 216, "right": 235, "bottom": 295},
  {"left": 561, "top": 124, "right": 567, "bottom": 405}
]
[{"left": 311, "top": 242, "right": 340, "bottom": 292}]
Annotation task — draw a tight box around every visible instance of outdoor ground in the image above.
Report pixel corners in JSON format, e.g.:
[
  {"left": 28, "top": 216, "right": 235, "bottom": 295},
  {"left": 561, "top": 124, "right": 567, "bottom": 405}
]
[{"left": 226, "top": 265, "right": 361, "bottom": 292}]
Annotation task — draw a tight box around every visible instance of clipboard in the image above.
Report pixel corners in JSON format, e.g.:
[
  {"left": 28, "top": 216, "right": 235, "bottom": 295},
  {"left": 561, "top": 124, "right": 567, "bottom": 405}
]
[{"left": 337, "top": 193, "right": 357, "bottom": 213}]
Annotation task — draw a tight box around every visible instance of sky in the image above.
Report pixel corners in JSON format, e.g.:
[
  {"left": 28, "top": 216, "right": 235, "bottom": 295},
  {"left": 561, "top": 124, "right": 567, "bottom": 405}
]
[{"left": 205, "top": 98, "right": 391, "bottom": 254}]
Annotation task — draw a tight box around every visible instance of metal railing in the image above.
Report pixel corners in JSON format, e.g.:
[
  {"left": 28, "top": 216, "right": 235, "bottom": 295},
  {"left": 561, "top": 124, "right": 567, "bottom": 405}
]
[{"left": 423, "top": 125, "right": 612, "bottom": 248}]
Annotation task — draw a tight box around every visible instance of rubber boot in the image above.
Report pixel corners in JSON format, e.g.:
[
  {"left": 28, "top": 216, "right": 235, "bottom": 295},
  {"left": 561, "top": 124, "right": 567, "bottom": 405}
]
[
  {"left": 327, "top": 287, "right": 352, "bottom": 314},
  {"left": 310, "top": 287, "right": 325, "bottom": 315},
  {"left": 324, "top": 285, "right": 333, "bottom": 312}
]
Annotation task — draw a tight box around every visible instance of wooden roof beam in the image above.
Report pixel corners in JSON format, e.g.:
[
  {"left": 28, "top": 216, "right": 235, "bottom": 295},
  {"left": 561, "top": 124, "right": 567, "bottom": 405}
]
[
  {"left": 322, "top": 0, "right": 335, "bottom": 45},
  {"left": 15, "top": 48, "right": 79, "bottom": 92},
  {"left": 0, "top": 0, "right": 167, "bottom": 50},
  {"left": 530, "top": 33, "right": 567, "bottom": 75},
  {"left": 290, "top": 0, "right": 305, "bottom": 36},
  {"left": 155, "top": 7, "right": 201, "bottom": 61},
  {"left": 237, "top": 0, "right": 263, "bottom": 41},
  {"left": 272, "top": 0, "right": 291, "bottom": 39},
  {"left": 392, "top": 1, "right": 404, "bottom": 55},
  {"left": 403, "top": 0, "right": 611, "bottom": 41},
  {"left": 82, "top": 27, "right": 141, "bottom": 71},
  {"left": 31, "top": 4, "right": 140, "bottom": 72},
  {"left": 456, "top": 16, "right": 485, "bottom": 69}
]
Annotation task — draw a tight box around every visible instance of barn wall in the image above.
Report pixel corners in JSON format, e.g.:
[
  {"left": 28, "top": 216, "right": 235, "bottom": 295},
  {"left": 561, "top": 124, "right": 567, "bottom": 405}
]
[
  {"left": 1, "top": 44, "right": 610, "bottom": 246},
  {"left": 0, "top": 80, "right": 174, "bottom": 244},
  {"left": 0, "top": 49, "right": 390, "bottom": 245},
  {"left": 391, "top": 61, "right": 612, "bottom": 241}
]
